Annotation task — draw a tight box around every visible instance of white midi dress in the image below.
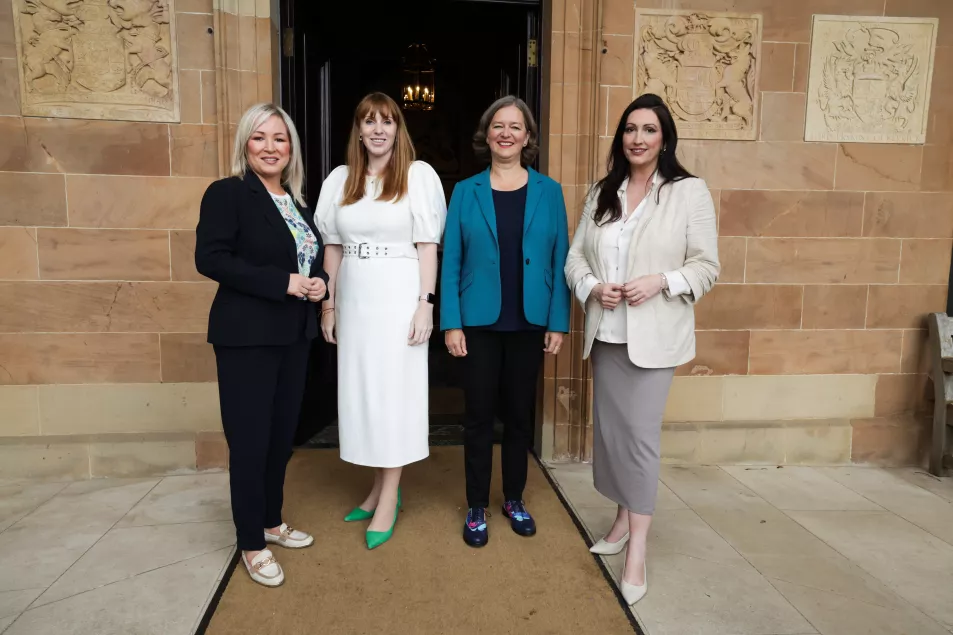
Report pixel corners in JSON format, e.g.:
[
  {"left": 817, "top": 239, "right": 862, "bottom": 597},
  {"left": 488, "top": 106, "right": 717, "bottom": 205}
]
[{"left": 315, "top": 161, "right": 447, "bottom": 467}]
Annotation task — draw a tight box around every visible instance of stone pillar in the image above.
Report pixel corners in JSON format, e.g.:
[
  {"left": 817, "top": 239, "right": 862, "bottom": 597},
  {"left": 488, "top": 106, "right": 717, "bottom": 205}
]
[
  {"left": 542, "top": 0, "right": 602, "bottom": 462},
  {"left": 212, "top": 0, "right": 277, "bottom": 176}
]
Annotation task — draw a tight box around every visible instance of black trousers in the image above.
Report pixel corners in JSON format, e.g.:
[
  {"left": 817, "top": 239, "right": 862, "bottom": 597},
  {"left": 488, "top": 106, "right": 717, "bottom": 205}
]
[
  {"left": 214, "top": 340, "right": 310, "bottom": 551},
  {"left": 462, "top": 328, "right": 545, "bottom": 508}
]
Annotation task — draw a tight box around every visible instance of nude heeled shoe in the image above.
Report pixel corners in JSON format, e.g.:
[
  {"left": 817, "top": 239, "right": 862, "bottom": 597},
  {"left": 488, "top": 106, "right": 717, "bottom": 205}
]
[
  {"left": 589, "top": 532, "right": 629, "bottom": 555},
  {"left": 620, "top": 561, "right": 647, "bottom": 606}
]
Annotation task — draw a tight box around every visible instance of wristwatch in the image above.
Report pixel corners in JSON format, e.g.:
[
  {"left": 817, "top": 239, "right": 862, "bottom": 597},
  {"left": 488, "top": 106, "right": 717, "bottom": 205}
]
[
  {"left": 659, "top": 273, "right": 669, "bottom": 291},
  {"left": 419, "top": 293, "right": 436, "bottom": 304}
]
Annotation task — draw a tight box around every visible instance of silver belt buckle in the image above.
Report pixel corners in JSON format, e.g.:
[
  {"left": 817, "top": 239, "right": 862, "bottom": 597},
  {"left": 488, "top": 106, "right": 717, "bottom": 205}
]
[{"left": 358, "top": 243, "right": 370, "bottom": 259}]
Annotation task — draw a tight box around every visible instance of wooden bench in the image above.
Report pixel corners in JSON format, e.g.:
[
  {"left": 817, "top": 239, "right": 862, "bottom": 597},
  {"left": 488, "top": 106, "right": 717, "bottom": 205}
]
[{"left": 928, "top": 313, "right": 953, "bottom": 475}]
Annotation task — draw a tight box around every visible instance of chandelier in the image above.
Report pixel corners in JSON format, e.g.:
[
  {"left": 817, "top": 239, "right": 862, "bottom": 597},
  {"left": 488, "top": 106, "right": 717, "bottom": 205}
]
[{"left": 402, "top": 43, "right": 435, "bottom": 111}]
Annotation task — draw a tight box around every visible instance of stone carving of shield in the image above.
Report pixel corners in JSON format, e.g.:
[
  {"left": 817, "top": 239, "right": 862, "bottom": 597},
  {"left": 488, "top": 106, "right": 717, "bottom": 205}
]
[
  {"left": 851, "top": 76, "right": 889, "bottom": 123},
  {"left": 673, "top": 65, "right": 718, "bottom": 121},
  {"left": 71, "top": 32, "right": 126, "bottom": 93}
]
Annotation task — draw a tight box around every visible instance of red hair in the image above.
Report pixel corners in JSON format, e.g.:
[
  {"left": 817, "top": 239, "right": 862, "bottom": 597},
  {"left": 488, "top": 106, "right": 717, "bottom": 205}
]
[{"left": 341, "top": 92, "right": 416, "bottom": 206}]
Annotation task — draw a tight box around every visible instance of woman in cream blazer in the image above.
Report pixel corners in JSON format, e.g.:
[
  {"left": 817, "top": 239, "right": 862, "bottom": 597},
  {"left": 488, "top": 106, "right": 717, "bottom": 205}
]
[{"left": 564, "top": 94, "right": 718, "bottom": 605}]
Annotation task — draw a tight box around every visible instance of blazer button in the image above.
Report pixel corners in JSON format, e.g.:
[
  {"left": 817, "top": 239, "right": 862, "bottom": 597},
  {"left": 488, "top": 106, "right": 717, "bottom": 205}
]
[{"left": 525, "top": 258, "right": 530, "bottom": 265}]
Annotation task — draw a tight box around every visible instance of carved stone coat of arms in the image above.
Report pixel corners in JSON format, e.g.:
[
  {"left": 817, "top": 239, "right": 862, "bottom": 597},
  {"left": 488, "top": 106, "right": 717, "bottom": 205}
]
[
  {"left": 805, "top": 15, "right": 938, "bottom": 144},
  {"left": 12, "top": 0, "right": 180, "bottom": 122},
  {"left": 634, "top": 9, "right": 763, "bottom": 141}
]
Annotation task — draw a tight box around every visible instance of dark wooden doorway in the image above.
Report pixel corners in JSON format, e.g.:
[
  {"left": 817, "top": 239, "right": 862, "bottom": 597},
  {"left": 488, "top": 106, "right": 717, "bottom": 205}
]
[{"left": 282, "top": 0, "right": 544, "bottom": 445}]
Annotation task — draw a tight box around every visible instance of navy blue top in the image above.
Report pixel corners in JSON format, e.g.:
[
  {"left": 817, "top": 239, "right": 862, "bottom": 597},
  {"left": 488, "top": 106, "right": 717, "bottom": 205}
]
[{"left": 487, "top": 185, "right": 542, "bottom": 332}]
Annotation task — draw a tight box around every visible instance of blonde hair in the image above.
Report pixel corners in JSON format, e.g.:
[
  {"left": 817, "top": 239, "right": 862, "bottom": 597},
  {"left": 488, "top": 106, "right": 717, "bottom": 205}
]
[
  {"left": 231, "top": 103, "right": 306, "bottom": 207},
  {"left": 341, "top": 92, "right": 416, "bottom": 206}
]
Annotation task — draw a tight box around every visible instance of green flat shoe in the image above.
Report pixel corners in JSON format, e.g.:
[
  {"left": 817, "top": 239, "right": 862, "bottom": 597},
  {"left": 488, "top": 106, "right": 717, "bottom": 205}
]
[
  {"left": 343, "top": 507, "right": 374, "bottom": 522},
  {"left": 365, "top": 488, "right": 401, "bottom": 550}
]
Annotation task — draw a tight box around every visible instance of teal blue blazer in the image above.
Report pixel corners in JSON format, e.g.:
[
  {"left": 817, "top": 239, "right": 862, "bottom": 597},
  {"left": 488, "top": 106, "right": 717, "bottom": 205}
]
[{"left": 440, "top": 167, "right": 570, "bottom": 332}]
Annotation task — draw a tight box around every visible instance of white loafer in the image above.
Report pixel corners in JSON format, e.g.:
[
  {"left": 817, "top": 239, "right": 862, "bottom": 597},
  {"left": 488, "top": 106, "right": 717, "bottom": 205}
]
[
  {"left": 590, "top": 532, "right": 630, "bottom": 555},
  {"left": 265, "top": 523, "right": 314, "bottom": 549},
  {"left": 243, "top": 549, "right": 284, "bottom": 587},
  {"left": 620, "top": 562, "right": 647, "bottom": 606}
]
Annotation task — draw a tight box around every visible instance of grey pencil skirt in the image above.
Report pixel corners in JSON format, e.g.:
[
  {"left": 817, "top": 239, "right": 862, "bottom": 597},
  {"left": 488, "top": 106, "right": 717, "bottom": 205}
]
[{"left": 591, "top": 340, "right": 675, "bottom": 515}]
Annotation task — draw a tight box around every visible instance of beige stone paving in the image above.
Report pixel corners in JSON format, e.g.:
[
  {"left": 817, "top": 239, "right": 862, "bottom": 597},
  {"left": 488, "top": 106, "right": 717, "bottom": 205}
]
[
  {"left": 3, "top": 464, "right": 953, "bottom": 634},
  {"left": 548, "top": 461, "right": 953, "bottom": 635},
  {"left": 0, "top": 473, "right": 235, "bottom": 635}
]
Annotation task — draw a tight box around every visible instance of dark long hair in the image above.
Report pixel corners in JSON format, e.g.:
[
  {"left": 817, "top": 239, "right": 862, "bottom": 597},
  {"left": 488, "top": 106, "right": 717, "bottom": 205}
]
[{"left": 590, "top": 94, "right": 694, "bottom": 225}]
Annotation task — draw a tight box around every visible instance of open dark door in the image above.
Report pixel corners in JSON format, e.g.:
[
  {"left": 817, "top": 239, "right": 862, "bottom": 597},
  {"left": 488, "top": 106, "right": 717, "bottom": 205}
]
[
  {"left": 280, "top": 0, "right": 543, "bottom": 446},
  {"left": 279, "top": 1, "right": 337, "bottom": 445},
  {"left": 522, "top": 4, "right": 543, "bottom": 157},
  {"left": 279, "top": 1, "right": 331, "bottom": 183},
  {"left": 283, "top": 0, "right": 541, "bottom": 189}
]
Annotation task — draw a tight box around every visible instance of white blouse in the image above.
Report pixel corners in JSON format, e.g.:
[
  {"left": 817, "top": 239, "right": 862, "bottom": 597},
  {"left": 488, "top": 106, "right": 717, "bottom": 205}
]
[{"left": 574, "top": 172, "right": 691, "bottom": 343}]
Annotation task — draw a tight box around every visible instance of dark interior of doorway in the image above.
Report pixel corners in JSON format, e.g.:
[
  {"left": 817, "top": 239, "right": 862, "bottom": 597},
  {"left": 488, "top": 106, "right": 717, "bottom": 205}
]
[{"left": 283, "top": 0, "right": 544, "bottom": 447}]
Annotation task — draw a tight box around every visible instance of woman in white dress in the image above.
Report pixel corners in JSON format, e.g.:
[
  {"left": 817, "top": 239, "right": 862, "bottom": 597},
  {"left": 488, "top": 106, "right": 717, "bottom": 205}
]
[{"left": 315, "top": 92, "right": 447, "bottom": 550}]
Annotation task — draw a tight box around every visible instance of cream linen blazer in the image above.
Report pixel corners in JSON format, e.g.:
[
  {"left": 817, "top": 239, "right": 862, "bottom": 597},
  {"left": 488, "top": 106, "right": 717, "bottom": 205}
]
[{"left": 564, "top": 176, "right": 719, "bottom": 368}]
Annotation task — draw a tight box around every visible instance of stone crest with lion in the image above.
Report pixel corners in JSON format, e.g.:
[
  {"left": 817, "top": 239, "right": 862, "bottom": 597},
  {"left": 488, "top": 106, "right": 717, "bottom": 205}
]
[
  {"left": 13, "top": 0, "right": 180, "bottom": 122},
  {"left": 634, "top": 9, "right": 763, "bottom": 141}
]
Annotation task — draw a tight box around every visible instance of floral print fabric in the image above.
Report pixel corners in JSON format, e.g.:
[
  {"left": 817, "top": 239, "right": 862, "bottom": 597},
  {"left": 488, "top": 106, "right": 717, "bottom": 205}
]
[{"left": 271, "top": 193, "right": 318, "bottom": 277}]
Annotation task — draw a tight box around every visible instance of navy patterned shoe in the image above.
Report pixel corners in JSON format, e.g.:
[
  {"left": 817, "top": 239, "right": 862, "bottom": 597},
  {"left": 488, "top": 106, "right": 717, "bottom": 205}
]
[
  {"left": 463, "top": 507, "right": 488, "bottom": 548},
  {"left": 502, "top": 500, "right": 536, "bottom": 537}
]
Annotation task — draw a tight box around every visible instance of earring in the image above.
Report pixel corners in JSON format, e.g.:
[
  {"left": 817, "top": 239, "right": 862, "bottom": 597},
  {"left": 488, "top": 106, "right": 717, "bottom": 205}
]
[{"left": 359, "top": 135, "right": 363, "bottom": 141}]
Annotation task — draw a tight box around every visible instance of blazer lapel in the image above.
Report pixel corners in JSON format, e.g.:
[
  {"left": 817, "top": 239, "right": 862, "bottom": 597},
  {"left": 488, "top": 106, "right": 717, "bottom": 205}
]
[
  {"left": 523, "top": 167, "right": 544, "bottom": 234},
  {"left": 588, "top": 219, "right": 609, "bottom": 283},
  {"left": 626, "top": 177, "right": 667, "bottom": 276},
  {"left": 301, "top": 201, "right": 324, "bottom": 277},
  {"left": 245, "top": 171, "right": 297, "bottom": 267},
  {"left": 302, "top": 202, "right": 318, "bottom": 236},
  {"left": 473, "top": 168, "right": 498, "bottom": 244},
  {"left": 586, "top": 180, "right": 625, "bottom": 284}
]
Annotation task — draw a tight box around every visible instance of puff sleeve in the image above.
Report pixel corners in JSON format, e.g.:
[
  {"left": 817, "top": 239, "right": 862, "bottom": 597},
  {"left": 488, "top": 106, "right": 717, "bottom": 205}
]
[
  {"left": 314, "top": 165, "right": 348, "bottom": 245},
  {"left": 408, "top": 161, "right": 447, "bottom": 244}
]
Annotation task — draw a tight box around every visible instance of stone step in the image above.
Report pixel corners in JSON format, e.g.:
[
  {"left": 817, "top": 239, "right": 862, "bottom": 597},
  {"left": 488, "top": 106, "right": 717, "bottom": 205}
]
[
  {"left": 661, "top": 419, "right": 853, "bottom": 466},
  {"left": 0, "top": 416, "right": 929, "bottom": 481},
  {"left": 0, "top": 431, "right": 226, "bottom": 482},
  {"left": 661, "top": 417, "right": 929, "bottom": 467}
]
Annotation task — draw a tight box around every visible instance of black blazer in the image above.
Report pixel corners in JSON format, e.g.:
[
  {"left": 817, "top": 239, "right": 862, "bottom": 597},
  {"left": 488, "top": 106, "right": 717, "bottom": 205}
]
[{"left": 195, "top": 171, "right": 329, "bottom": 347}]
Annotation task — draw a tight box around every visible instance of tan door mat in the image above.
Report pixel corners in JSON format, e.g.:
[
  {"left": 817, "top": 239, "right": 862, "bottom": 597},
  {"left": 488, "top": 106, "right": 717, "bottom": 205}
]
[{"left": 202, "top": 446, "right": 637, "bottom": 635}]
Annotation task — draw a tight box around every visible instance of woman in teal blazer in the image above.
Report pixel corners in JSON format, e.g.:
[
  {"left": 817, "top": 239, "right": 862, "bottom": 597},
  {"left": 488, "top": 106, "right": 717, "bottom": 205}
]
[{"left": 440, "top": 96, "right": 570, "bottom": 548}]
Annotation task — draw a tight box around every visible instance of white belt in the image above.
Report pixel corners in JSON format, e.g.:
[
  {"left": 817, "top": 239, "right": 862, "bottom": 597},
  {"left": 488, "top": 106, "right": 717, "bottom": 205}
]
[{"left": 342, "top": 242, "right": 418, "bottom": 259}]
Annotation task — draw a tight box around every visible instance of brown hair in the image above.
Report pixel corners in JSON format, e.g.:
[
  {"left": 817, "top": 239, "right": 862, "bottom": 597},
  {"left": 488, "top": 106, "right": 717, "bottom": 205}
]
[
  {"left": 341, "top": 92, "right": 416, "bottom": 206},
  {"left": 472, "top": 95, "right": 539, "bottom": 166}
]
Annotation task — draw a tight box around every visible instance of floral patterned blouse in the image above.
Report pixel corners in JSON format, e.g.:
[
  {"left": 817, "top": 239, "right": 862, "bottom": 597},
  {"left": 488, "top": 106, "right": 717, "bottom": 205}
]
[{"left": 271, "top": 193, "right": 318, "bottom": 277}]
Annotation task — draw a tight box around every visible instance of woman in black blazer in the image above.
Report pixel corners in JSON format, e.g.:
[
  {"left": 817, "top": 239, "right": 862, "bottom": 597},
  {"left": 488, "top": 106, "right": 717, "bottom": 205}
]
[{"left": 195, "top": 103, "right": 328, "bottom": 588}]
